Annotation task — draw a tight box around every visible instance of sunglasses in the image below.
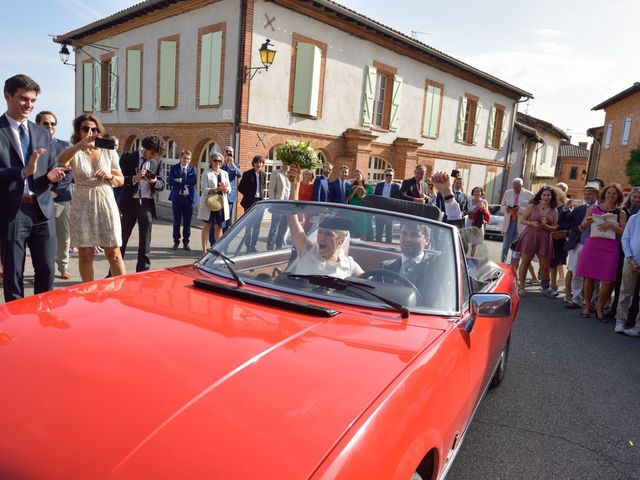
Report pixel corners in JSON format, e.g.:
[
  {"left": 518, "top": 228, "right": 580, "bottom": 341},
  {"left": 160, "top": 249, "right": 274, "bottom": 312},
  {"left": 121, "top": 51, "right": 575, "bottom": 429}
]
[
  {"left": 385, "top": 174, "right": 393, "bottom": 177},
  {"left": 225, "top": 151, "right": 233, "bottom": 155},
  {"left": 42, "top": 121, "right": 56, "bottom": 127},
  {"left": 212, "top": 159, "right": 222, "bottom": 163},
  {"left": 80, "top": 126, "right": 99, "bottom": 134}
]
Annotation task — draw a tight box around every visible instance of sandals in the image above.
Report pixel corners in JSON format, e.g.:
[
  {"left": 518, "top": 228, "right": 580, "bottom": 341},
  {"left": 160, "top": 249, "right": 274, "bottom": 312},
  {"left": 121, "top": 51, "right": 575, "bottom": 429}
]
[
  {"left": 517, "top": 287, "right": 526, "bottom": 297},
  {"left": 581, "top": 309, "right": 590, "bottom": 319}
]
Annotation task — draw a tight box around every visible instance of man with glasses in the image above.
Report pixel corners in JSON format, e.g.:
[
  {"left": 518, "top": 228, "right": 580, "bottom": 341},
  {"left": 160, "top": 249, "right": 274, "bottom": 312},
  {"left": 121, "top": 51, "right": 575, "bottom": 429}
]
[
  {"left": 373, "top": 168, "right": 400, "bottom": 242},
  {"left": 117, "top": 136, "right": 166, "bottom": 272},
  {"left": 36, "top": 110, "right": 73, "bottom": 280}
]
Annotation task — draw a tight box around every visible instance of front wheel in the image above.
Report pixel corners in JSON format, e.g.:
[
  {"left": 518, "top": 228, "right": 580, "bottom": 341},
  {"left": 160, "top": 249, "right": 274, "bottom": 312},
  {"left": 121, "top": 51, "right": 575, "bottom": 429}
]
[{"left": 489, "top": 336, "right": 510, "bottom": 389}]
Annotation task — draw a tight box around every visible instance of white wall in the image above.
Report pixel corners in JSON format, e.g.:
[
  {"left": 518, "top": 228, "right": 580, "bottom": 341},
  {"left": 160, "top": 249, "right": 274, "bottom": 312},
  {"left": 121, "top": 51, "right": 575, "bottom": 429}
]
[
  {"left": 249, "top": 0, "right": 516, "bottom": 161},
  {"left": 533, "top": 130, "right": 562, "bottom": 178},
  {"left": 74, "top": 0, "right": 240, "bottom": 124}
]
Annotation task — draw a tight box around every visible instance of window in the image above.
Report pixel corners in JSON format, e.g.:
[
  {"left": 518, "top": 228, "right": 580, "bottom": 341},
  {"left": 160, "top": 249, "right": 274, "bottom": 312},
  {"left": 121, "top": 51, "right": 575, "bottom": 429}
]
[
  {"left": 198, "top": 141, "right": 222, "bottom": 183},
  {"left": 569, "top": 166, "right": 578, "bottom": 180},
  {"left": 315, "top": 151, "right": 326, "bottom": 177},
  {"left": 290, "top": 36, "right": 326, "bottom": 118},
  {"left": 456, "top": 95, "right": 482, "bottom": 145},
  {"left": 368, "top": 156, "right": 392, "bottom": 183},
  {"left": 422, "top": 81, "right": 443, "bottom": 139},
  {"left": 126, "top": 46, "right": 143, "bottom": 110},
  {"left": 128, "top": 137, "right": 141, "bottom": 152},
  {"left": 604, "top": 123, "right": 613, "bottom": 149},
  {"left": 621, "top": 117, "right": 632, "bottom": 146},
  {"left": 486, "top": 105, "right": 506, "bottom": 149},
  {"left": 197, "top": 24, "right": 225, "bottom": 107},
  {"left": 361, "top": 63, "right": 402, "bottom": 131},
  {"left": 82, "top": 61, "right": 93, "bottom": 112},
  {"left": 99, "top": 54, "right": 118, "bottom": 111},
  {"left": 158, "top": 139, "right": 180, "bottom": 204},
  {"left": 457, "top": 167, "right": 470, "bottom": 193},
  {"left": 541, "top": 145, "right": 555, "bottom": 165},
  {"left": 484, "top": 170, "right": 497, "bottom": 203},
  {"left": 158, "top": 35, "right": 179, "bottom": 108}
]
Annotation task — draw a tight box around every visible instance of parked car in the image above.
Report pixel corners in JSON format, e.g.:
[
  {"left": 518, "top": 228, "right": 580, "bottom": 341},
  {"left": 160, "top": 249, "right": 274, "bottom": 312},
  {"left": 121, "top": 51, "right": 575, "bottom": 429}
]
[
  {"left": 484, "top": 203, "right": 504, "bottom": 240},
  {"left": 0, "top": 199, "right": 519, "bottom": 480}
]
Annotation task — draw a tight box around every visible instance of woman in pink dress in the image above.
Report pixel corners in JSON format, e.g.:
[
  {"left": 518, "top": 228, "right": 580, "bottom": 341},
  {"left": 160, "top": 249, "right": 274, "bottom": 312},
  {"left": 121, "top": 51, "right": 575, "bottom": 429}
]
[
  {"left": 575, "top": 184, "right": 627, "bottom": 320},
  {"left": 516, "top": 186, "right": 559, "bottom": 297}
]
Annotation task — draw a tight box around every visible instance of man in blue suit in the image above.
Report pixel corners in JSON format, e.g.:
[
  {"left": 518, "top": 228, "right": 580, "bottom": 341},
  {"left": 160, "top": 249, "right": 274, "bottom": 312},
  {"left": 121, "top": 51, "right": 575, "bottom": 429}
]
[
  {"left": 312, "top": 162, "right": 332, "bottom": 202},
  {"left": 328, "top": 165, "right": 350, "bottom": 204},
  {"left": 563, "top": 182, "right": 600, "bottom": 308},
  {"left": 168, "top": 149, "right": 197, "bottom": 250},
  {"left": 373, "top": 168, "right": 400, "bottom": 242},
  {"left": 0, "top": 74, "right": 69, "bottom": 301}
]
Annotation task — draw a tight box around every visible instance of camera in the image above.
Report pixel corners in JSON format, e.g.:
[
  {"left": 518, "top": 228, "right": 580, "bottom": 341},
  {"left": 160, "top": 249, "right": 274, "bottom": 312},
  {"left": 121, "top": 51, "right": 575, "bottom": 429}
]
[{"left": 144, "top": 171, "right": 157, "bottom": 180}]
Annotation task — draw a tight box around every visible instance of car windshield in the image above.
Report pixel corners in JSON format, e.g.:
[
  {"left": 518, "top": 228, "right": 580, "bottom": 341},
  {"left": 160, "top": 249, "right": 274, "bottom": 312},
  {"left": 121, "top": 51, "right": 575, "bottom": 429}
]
[{"left": 198, "top": 201, "right": 461, "bottom": 314}]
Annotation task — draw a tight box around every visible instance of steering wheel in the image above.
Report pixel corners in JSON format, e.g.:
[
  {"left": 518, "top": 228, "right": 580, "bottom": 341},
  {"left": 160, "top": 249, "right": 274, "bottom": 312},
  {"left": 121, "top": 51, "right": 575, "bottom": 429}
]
[{"left": 360, "top": 269, "right": 423, "bottom": 303}]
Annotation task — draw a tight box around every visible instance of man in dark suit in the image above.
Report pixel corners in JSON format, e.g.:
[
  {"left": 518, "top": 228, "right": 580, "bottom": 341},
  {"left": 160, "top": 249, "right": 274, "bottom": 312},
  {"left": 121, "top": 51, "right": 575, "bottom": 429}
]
[
  {"left": 434, "top": 174, "right": 468, "bottom": 227},
  {"left": 328, "top": 165, "right": 350, "bottom": 203},
  {"left": 312, "top": 162, "right": 332, "bottom": 202},
  {"left": 374, "top": 168, "right": 400, "bottom": 243},
  {"left": 400, "top": 164, "right": 431, "bottom": 204},
  {"left": 238, "top": 155, "right": 266, "bottom": 252},
  {"left": 168, "top": 149, "right": 196, "bottom": 251},
  {"left": 563, "top": 182, "right": 600, "bottom": 308},
  {"left": 0, "top": 74, "right": 68, "bottom": 301},
  {"left": 36, "top": 110, "right": 73, "bottom": 279},
  {"left": 118, "top": 136, "right": 165, "bottom": 272}
]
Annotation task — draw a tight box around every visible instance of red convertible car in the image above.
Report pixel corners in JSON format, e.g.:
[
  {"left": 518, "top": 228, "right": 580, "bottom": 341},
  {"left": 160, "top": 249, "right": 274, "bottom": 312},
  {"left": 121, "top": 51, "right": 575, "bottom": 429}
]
[{"left": 0, "top": 199, "right": 518, "bottom": 479}]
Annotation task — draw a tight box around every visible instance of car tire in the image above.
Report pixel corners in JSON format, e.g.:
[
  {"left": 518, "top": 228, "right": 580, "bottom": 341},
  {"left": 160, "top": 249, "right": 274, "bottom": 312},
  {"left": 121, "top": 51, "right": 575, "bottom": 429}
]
[{"left": 489, "top": 336, "right": 510, "bottom": 389}]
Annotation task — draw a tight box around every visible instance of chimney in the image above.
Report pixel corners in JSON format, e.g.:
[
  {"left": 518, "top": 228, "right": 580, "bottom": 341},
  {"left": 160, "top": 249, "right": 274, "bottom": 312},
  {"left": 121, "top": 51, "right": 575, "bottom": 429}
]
[{"left": 579, "top": 142, "right": 588, "bottom": 149}]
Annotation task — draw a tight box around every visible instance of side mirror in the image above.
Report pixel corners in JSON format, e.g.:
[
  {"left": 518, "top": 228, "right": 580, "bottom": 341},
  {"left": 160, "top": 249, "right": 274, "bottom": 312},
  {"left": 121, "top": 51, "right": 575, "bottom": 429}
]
[{"left": 464, "top": 293, "right": 512, "bottom": 333}]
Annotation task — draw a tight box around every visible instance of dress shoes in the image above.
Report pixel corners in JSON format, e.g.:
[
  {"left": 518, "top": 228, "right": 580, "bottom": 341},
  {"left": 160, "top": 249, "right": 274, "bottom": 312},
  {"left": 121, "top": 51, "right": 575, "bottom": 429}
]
[
  {"left": 172, "top": 242, "right": 179, "bottom": 250},
  {"left": 183, "top": 243, "right": 191, "bottom": 251}
]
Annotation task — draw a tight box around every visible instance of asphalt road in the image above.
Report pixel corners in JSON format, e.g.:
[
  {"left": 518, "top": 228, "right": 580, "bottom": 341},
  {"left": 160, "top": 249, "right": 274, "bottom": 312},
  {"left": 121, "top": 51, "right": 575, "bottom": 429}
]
[{"left": 449, "top": 240, "right": 640, "bottom": 480}]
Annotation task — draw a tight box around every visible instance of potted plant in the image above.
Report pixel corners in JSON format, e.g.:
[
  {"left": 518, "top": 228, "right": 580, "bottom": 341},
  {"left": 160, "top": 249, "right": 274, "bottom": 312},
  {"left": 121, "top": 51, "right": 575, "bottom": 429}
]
[{"left": 275, "top": 140, "right": 321, "bottom": 181}]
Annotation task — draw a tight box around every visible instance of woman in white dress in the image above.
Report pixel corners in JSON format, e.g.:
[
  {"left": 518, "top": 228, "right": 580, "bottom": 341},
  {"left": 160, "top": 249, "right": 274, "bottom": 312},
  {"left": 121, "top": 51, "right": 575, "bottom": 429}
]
[
  {"left": 58, "top": 114, "right": 125, "bottom": 281},
  {"left": 197, "top": 152, "right": 230, "bottom": 252},
  {"left": 286, "top": 166, "right": 363, "bottom": 279}
]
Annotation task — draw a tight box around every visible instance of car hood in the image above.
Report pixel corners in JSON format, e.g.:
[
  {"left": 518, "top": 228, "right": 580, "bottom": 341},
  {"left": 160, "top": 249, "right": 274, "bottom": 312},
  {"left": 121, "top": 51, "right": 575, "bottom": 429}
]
[{"left": 0, "top": 268, "right": 445, "bottom": 479}]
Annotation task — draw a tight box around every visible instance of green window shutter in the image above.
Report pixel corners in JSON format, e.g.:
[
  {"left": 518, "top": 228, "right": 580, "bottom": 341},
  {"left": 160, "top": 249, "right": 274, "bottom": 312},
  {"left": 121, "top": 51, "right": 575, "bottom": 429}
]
[
  {"left": 126, "top": 50, "right": 141, "bottom": 109},
  {"left": 428, "top": 86, "right": 441, "bottom": 137},
  {"left": 455, "top": 96, "right": 467, "bottom": 143},
  {"left": 423, "top": 85, "right": 441, "bottom": 137},
  {"left": 361, "top": 64, "right": 377, "bottom": 127},
  {"left": 83, "top": 63, "right": 93, "bottom": 111},
  {"left": 159, "top": 40, "right": 177, "bottom": 107},
  {"left": 292, "top": 42, "right": 321, "bottom": 116},
  {"left": 472, "top": 103, "right": 482, "bottom": 145},
  {"left": 94, "top": 62, "right": 101, "bottom": 111},
  {"left": 109, "top": 56, "right": 118, "bottom": 111},
  {"left": 208, "top": 31, "right": 223, "bottom": 106},
  {"left": 499, "top": 112, "right": 508, "bottom": 149},
  {"left": 486, "top": 106, "right": 496, "bottom": 147},
  {"left": 388, "top": 74, "right": 402, "bottom": 132},
  {"left": 199, "top": 33, "right": 212, "bottom": 105}
]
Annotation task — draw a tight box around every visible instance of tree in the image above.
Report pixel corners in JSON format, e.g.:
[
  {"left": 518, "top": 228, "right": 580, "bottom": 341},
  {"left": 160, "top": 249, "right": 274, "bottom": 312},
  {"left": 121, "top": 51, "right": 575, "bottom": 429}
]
[{"left": 627, "top": 148, "right": 640, "bottom": 186}]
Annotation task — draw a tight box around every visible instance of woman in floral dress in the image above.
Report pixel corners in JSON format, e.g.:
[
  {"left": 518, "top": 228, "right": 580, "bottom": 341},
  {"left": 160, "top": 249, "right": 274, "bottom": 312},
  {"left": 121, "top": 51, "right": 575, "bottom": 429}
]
[{"left": 58, "top": 114, "right": 125, "bottom": 281}]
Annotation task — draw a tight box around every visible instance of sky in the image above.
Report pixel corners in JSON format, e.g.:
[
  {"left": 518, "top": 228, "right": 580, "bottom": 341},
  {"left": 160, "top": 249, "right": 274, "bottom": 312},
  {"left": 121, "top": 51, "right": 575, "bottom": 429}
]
[{"left": 1, "top": 0, "right": 638, "bottom": 145}]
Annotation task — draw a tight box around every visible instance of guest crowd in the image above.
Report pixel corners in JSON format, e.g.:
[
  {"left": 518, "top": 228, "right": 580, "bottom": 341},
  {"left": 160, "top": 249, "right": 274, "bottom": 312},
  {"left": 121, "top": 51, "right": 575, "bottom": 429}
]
[{"left": 1, "top": 71, "right": 638, "bottom": 340}]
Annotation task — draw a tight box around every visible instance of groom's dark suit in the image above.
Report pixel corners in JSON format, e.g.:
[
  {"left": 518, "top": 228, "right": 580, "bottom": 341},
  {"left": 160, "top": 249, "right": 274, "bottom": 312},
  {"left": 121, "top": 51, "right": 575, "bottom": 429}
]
[{"left": 0, "top": 114, "right": 58, "bottom": 301}]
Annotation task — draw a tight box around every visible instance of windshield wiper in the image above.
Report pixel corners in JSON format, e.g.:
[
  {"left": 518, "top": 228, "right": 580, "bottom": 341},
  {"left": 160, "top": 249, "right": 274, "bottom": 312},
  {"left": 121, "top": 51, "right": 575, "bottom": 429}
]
[
  {"left": 208, "top": 248, "right": 245, "bottom": 287},
  {"left": 286, "top": 274, "right": 409, "bottom": 319}
]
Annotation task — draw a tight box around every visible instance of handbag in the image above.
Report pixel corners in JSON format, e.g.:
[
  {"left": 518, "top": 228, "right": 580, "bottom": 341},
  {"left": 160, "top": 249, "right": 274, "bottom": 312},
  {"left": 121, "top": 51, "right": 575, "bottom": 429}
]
[
  {"left": 206, "top": 193, "right": 223, "bottom": 212},
  {"left": 551, "top": 229, "right": 568, "bottom": 240}
]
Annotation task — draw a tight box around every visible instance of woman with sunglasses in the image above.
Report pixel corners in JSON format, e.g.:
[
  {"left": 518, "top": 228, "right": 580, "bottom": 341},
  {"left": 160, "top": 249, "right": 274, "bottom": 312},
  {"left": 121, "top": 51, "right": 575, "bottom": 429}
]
[
  {"left": 196, "top": 152, "right": 230, "bottom": 252},
  {"left": 58, "top": 114, "right": 125, "bottom": 281}
]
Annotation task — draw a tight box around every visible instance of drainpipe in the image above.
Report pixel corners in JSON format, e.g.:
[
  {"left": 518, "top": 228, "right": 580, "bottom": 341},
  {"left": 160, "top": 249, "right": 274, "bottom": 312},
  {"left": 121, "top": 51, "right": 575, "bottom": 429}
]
[
  {"left": 500, "top": 96, "right": 531, "bottom": 197},
  {"left": 233, "top": 0, "right": 247, "bottom": 158}
]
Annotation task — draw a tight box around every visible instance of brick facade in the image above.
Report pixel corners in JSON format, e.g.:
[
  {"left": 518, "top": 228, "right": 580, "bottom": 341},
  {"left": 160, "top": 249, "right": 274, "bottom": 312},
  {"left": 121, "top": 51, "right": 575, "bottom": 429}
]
[{"left": 595, "top": 90, "right": 640, "bottom": 187}]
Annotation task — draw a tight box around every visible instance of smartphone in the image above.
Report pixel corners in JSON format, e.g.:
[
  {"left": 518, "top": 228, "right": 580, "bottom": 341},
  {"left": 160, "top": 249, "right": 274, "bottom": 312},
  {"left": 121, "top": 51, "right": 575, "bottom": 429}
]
[{"left": 95, "top": 137, "right": 116, "bottom": 150}]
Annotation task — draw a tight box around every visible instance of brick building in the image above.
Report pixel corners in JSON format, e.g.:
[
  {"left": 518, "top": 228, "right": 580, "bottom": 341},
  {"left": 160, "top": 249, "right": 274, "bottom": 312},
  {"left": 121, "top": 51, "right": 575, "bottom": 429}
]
[
  {"left": 555, "top": 141, "right": 589, "bottom": 195},
  {"left": 54, "top": 0, "right": 532, "bottom": 211},
  {"left": 591, "top": 82, "right": 640, "bottom": 188}
]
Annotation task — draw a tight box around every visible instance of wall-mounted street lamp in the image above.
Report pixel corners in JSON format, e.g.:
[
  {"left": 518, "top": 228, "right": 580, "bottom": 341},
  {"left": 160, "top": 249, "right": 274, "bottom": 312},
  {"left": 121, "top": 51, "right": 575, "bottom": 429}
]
[
  {"left": 56, "top": 41, "right": 119, "bottom": 79},
  {"left": 244, "top": 39, "right": 276, "bottom": 82},
  {"left": 580, "top": 169, "right": 587, "bottom": 181}
]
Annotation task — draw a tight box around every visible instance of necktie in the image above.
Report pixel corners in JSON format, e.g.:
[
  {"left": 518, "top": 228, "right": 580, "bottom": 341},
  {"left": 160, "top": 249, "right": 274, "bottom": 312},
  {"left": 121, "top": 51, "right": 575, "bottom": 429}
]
[
  {"left": 19, "top": 124, "right": 34, "bottom": 192},
  {"left": 417, "top": 181, "right": 423, "bottom": 195},
  {"left": 341, "top": 181, "right": 345, "bottom": 200},
  {"left": 511, "top": 193, "right": 519, "bottom": 220},
  {"left": 182, "top": 167, "right": 187, "bottom": 193},
  {"left": 400, "top": 259, "right": 416, "bottom": 276}
]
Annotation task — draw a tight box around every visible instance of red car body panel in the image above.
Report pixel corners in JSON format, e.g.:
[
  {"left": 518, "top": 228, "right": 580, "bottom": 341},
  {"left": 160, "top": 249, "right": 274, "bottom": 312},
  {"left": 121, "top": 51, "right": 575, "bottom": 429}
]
[{"left": 0, "top": 266, "right": 478, "bottom": 479}]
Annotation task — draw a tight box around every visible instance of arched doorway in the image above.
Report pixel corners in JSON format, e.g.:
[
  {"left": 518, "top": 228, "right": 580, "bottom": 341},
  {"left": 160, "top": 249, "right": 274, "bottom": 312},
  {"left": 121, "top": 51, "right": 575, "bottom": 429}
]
[
  {"left": 157, "top": 138, "right": 180, "bottom": 205},
  {"left": 368, "top": 156, "right": 392, "bottom": 183}
]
